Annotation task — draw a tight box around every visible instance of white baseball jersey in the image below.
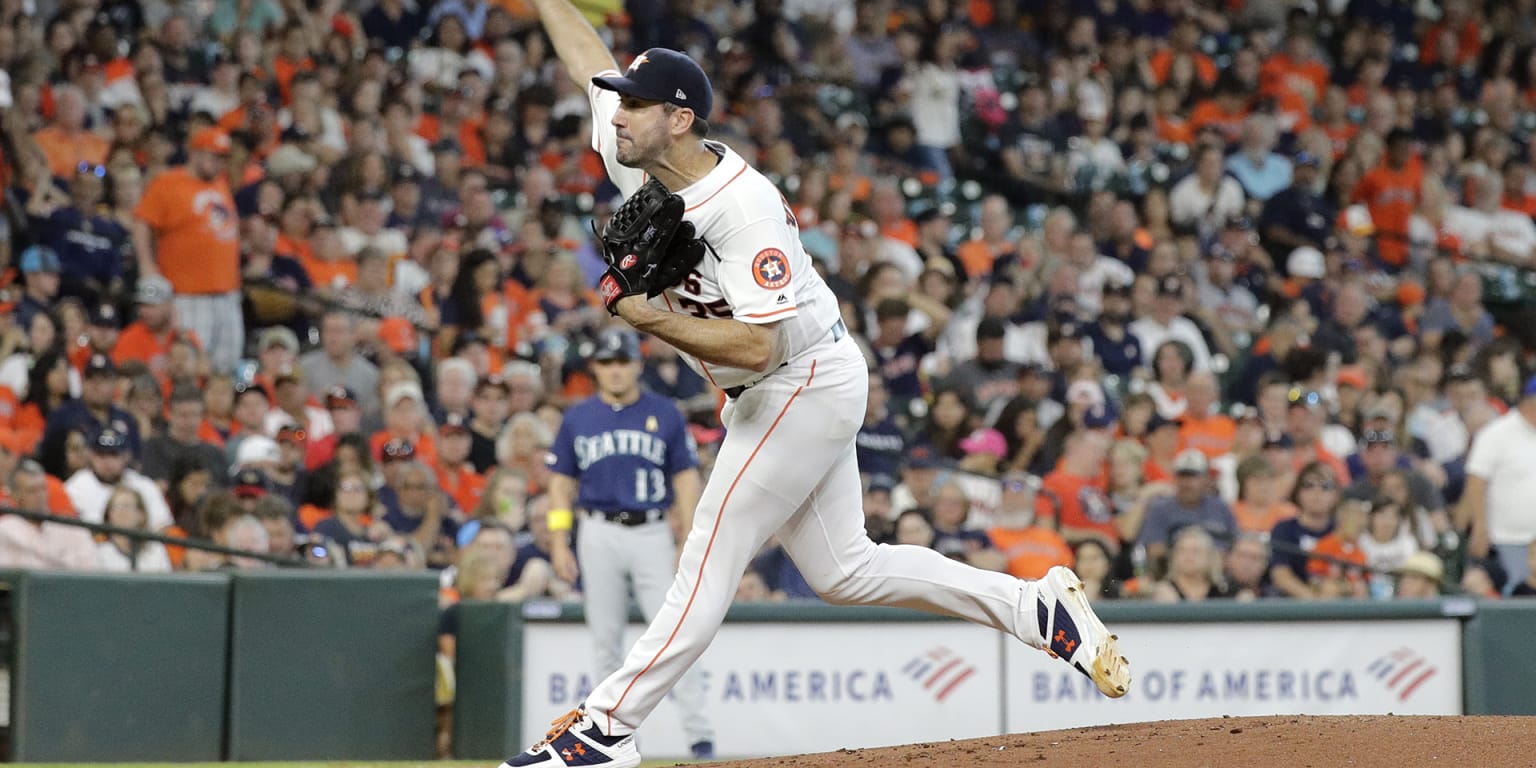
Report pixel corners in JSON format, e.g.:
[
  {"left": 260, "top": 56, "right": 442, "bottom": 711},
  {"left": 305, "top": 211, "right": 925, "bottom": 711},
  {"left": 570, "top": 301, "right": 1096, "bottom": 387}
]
[{"left": 589, "top": 74, "right": 842, "bottom": 389}]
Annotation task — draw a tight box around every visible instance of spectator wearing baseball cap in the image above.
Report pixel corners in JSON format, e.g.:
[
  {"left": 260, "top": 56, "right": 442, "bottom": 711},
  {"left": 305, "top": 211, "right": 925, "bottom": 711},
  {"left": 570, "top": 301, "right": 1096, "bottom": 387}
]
[
  {"left": 302, "top": 385, "right": 364, "bottom": 471},
  {"left": 73, "top": 304, "right": 124, "bottom": 371},
  {"left": 1136, "top": 449, "right": 1238, "bottom": 573},
  {"left": 432, "top": 412, "right": 485, "bottom": 515},
  {"left": 112, "top": 275, "right": 201, "bottom": 378},
  {"left": 63, "top": 427, "right": 174, "bottom": 532},
  {"left": 371, "top": 382, "right": 436, "bottom": 464},
  {"left": 132, "top": 124, "right": 244, "bottom": 373},
  {"left": 12, "top": 245, "right": 61, "bottom": 331},
  {"left": 43, "top": 354, "right": 143, "bottom": 462}
]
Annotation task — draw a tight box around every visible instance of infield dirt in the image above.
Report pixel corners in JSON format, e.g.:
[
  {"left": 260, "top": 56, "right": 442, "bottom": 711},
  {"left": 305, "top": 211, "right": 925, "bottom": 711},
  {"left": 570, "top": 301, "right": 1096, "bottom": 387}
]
[{"left": 689, "top": 715, "right": 1536, "bottom": 767}]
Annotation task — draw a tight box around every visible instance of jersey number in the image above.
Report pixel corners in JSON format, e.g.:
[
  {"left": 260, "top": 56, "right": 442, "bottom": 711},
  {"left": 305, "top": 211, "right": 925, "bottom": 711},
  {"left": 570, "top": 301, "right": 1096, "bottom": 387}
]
[
  {"left": 678, "top": 272, "right": 732, "bottom": 318},
  {"left": 634, "top": 468, "right": 666, "bottom": 504}
]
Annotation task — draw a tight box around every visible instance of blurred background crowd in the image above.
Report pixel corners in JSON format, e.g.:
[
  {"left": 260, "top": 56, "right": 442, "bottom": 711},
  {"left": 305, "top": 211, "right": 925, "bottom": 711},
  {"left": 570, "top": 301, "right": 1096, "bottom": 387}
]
[{"left": 0, "top": 0, "right": 1534, "bottom": 611}]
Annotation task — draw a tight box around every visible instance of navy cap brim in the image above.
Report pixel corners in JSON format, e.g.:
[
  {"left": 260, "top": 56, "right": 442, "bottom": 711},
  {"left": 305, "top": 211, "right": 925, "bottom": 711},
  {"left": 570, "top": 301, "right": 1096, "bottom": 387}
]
[{"left": 592, "top": 74, "right": 682, "bottom": 109}]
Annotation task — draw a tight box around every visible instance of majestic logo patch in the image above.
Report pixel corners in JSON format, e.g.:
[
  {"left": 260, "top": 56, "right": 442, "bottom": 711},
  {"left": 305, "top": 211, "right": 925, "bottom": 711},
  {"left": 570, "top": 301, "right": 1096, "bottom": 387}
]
[
  {"left": 620, "top": 253, "right": 638, "bottom": 269},
  {"left": 752, "top": 248, "right": 791, "bottom": 290}
]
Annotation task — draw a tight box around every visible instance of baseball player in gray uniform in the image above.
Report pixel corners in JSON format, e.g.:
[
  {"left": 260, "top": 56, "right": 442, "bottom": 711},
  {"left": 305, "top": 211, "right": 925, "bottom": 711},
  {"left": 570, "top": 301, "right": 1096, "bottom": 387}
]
[
  {"left": 504, "top": 4, "right": 1132, "bottom": 766},
  {"left": 544, "top": 328, "right": 714, "bottom": 759}
]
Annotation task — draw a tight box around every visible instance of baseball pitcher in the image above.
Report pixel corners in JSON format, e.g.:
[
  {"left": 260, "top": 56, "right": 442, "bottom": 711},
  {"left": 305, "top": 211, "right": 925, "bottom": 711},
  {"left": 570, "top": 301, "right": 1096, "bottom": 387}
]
[{"left": 504, "top": 4, "right": 1132, "bottom": 766}]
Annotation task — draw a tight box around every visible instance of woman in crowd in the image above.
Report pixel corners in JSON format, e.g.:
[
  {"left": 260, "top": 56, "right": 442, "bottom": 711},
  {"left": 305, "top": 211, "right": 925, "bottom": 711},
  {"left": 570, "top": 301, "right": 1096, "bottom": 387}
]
[
  {"left": 1152, "top": 526, "right": 1233, "bottom": 602},
  {"left": 1269, "top": 461, "right": 1342, "bottom": 598},
  {"left": 97, "top": 486, "right": 173, "bottom": 572}
]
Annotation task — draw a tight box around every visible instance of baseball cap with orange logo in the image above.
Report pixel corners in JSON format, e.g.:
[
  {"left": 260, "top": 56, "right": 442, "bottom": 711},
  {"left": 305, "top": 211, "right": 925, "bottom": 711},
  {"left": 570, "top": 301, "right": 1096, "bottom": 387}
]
[{"left": 189, "top": 127, "right": 232, "bottom": 155}]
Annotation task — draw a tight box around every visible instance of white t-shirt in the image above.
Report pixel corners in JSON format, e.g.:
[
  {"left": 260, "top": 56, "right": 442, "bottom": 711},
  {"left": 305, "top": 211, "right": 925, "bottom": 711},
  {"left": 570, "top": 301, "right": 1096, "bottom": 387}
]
[
  {"left": 97, "top": 540, "right": 174, "bottom": 572},
  {"left": 589, "top": 71, "right": 843, "bottom": 389},
  {"left": 1464, "top": 409, "right": 1536, "bottom": 545},
  {"left": 65, "top": 468, "right": 174, "bottom": 531},
  {"left": 1129, "top": 315, "right": 1213, "bottom": 371}
]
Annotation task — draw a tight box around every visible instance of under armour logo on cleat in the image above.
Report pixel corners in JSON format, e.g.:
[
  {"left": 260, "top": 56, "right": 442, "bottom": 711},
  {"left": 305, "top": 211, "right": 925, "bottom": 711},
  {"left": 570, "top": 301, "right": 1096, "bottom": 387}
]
[
  {"left": 561, "top": 743, "right": 587, "bottom": 762},
  {"left": 1055, "top": 630, "right": 1077, "bottom": 654}
]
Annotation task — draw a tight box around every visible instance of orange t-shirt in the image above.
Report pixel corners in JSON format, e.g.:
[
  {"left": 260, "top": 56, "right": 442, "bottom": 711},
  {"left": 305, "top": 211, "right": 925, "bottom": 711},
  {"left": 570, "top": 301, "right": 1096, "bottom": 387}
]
[
  {"left": 433, "top": 462, "right": 486, "bottom": 515},
  {"left": 1148, "top": 50, "right": 1217, "bottom": 88},
  {"left": 1353, "top": 160, "right": 1423, "bottom": 266},
  {"left": 1154, "top": 113, "right": 1195, "bottom": 147},
  {"left": 135, "top": 167, "right": 241, "bottom": 294},
  {"left": 1189, "top": 101, "right": 1250, "bottom": 145},
  {"left": 988, "top": 526, "right": 1074, "bottom": 580},
  {"left": 415, "top": 115, "right": 487, "bottom": 167},
  {"left": 881, "top": 219, "right": 919, "bottom": 248},
  {"left": 112, "top": 322, "right": 201, "bottom": 379},
  {"left": 1232, "top": 500, "right": 1297, "bottom": 536},
  {"left": 272, "top": 55, "right": 314, "bottom": 104},
  {"left": 957, "top": 239, "right": 1011, "bottom": 279},
  {"left": 9, "top": 402, "right": 46, "bottom": 457},
  {"left": 1307, "top": 533, "right": 1368, "bottom": 580},
  {"left": 1038, "top": 469, "right": 1118, "bottom": 544},
  {"left": 32, "top": 126, "right": 110, "bottom": 179},
  {"left": 1260, "top": 55, "right": 1328, "bottom": 104},
  {"left": 1179, "top": 413, "right": 1236, "bottom": 458}
]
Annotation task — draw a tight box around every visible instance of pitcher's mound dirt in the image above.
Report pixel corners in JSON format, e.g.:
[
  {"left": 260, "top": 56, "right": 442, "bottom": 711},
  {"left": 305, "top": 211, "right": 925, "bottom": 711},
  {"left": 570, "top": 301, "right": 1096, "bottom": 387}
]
[{"left": 700, "top": 715, "right": 1535, "bottom": 767}]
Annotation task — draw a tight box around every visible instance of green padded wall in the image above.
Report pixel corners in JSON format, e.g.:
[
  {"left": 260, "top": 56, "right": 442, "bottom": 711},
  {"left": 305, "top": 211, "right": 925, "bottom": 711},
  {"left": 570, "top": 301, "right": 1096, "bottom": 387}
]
[
  {"left": 225, "top": 571, "right": 439, "bottom": 760},
  {"left": 1462, "top": 600, "right": 1536, "bottom": 715},
  {"left": 451, "top": 600, "right": 525, "bottom": 759},
  {"left": 10, "top": 571, "right": 230, "bottom": 762}
]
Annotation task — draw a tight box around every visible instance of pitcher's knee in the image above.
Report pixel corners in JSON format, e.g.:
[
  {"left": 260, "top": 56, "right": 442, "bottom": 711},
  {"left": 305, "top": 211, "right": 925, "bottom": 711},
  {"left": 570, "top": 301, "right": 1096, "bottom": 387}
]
[{"left": 802, "top": 543, "right": 881, "bottom": 605}]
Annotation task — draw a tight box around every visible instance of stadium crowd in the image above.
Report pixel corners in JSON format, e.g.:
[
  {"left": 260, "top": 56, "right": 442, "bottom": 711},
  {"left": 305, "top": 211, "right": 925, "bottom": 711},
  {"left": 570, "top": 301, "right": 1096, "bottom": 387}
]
[{"left": 0, "top": 0, "right": 1535, "bottom": 609}]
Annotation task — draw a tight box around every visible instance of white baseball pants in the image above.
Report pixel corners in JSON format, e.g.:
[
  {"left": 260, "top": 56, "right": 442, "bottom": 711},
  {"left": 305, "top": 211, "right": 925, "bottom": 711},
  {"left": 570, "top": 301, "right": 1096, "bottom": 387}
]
[{"left": 584, "top": 334, "right": 1042, "bottom": 737}]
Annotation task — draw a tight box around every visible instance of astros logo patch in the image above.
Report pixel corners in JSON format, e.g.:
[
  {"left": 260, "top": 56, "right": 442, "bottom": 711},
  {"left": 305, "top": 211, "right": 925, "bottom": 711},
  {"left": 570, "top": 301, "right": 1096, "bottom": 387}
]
[
  {"left": 752, "top": 248, "right": 791, "bottom": 289},
  {"left": 620, "top": 253, "right": 638, "bottom": 269}
]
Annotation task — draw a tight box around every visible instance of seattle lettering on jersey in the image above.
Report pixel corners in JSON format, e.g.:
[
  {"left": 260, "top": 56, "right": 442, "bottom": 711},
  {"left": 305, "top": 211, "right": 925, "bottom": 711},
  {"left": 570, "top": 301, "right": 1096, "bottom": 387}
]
[{"left": 573, "top": 429, "right": 669, "bottom": 470}]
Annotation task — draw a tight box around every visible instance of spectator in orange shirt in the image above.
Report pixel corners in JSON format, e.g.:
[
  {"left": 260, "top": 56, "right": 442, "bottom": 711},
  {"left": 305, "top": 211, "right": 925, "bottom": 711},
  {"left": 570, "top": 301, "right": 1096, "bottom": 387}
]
[
  {"left": 955, "top": 195, "right": 1018, "bottom": 279},
  {"left": 1189, "top": 74, "right": 1251, "bottom": 146},
  {"left": 1147, "top": 17, "right": 1216, "bottom": 90},
  {"left": 371, "top": 382, "right": 438, "bottom": 463},
  {"left": 1261, "top": 24, "right": 1329, "bottom": 106},
  {"left": 112, "top": 275, "right": 201, "bottom": 382},
  {"left": 1179, "top": 371, "right": 1236, "bottom": 458},
  {"left": 1039, "top": 430, "right": 1119, "bottom": 552},
  {"left": 432, "top": 412, "right": 485, "bottom": 514},
  {"left": 30, "top": 84, "right": 109, "bottom": 179},
  {"left": 132, "top": 127, "right": 244, "bottom": 372},
  {"left": 1306, "top": 497, "right": 1370, "bottom": 598},
  {"left": 987, "top": 472, "right": 1073, "bottom": 579},
  {"left": 1232, "top": 455, "right": 1298, "bottom": 535},
  {"left": 1352, "top": 127, "right": 1422, "bottom": 269}
]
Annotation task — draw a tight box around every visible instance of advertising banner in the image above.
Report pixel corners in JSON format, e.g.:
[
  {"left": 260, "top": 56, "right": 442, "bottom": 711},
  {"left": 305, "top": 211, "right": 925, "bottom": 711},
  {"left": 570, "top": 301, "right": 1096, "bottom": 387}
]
[
  {"left": 521, "top": 622, "right": 1004, "bottom": 759},
  {"left": 1003, "top": 619, "right": 1463, "bottom": 732}
]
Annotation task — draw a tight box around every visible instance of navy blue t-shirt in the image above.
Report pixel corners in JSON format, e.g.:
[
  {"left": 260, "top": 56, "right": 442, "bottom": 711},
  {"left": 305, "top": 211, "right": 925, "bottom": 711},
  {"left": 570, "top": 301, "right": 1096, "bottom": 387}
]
[
  {"left": 547, "top": 391, "right": 697, "bottom": 512},
  {"left": 45, "top": 400, "right": 141, "bottom": 459},
  {"left": 856, "top": 416, "right": 905, "bottom": 477},
  {"left": 872, "top": 333, "right": 933, "bottom": 403},
  {"left": 1268, "top": 516, "right": 1334, "bottom": 579},
  {"left": 32, "top": 207, "right": 129, "bottom": 289}
]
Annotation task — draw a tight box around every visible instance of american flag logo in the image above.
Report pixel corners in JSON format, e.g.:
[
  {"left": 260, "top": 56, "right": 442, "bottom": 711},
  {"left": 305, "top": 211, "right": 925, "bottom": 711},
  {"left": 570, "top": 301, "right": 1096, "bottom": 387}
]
[
  {"left": 1366, "top": 647, "right": 1438, "bottom": 702},
  {"left": 901, "top": 647, "right": 976, "bottom": 702}
]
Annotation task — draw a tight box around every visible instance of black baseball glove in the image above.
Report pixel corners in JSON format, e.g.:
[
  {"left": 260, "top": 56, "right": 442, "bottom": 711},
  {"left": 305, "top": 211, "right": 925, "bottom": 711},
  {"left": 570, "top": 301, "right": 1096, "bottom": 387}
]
[{"left": 595, "top": 178, "right": 707, "bottom": 313}]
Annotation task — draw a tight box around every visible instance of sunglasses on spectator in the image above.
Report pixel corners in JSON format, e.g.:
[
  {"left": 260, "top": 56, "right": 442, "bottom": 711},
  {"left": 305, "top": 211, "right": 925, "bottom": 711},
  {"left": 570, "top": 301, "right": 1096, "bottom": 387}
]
[
  {"left": 1287, "top": 389, "right": 1323, "bottom": 408},
  {"left": 77, "top": 162, "right": 107, "bottom": 178},
  {"left": 1299, "top": 479, "right": 1336, "bottom": 491},
  {"left": 1363, "top": 429, "right": 1395, "bottom": 444},
  {"left": 338, "top": 481, "right": 367, "bottom": 493}
]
